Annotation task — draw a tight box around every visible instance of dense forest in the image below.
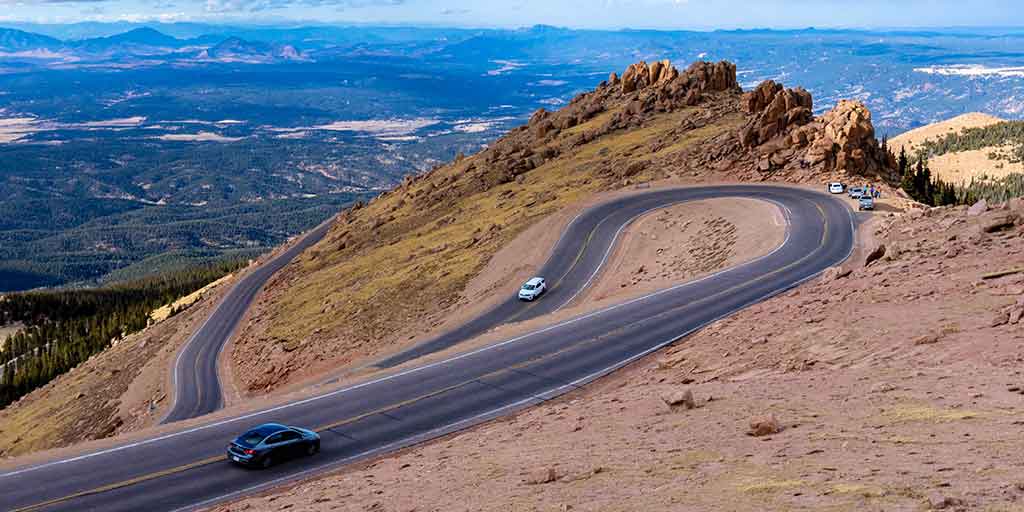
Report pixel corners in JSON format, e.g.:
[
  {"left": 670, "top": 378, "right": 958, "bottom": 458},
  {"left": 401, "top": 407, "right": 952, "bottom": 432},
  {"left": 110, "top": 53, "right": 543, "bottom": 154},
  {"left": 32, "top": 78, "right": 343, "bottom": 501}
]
[
  {"left": 0, "top": 259, "right": 244, "bottom": 409},
  {"left": 0, "top": 193, "right": 370, "bottom": 291}
]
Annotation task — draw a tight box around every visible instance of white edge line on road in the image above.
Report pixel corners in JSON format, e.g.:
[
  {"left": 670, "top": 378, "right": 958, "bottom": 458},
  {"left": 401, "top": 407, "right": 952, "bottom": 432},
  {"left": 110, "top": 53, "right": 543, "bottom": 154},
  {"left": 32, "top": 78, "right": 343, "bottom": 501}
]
[
  {"left": 161, "top": 219, "right": 332, "bottom": 424},
  {"left": 0, "top": 192, "right": 809, "bottom": 480},
  {"left": 161, "top": 278, "right": 241, "bottom": 425}
]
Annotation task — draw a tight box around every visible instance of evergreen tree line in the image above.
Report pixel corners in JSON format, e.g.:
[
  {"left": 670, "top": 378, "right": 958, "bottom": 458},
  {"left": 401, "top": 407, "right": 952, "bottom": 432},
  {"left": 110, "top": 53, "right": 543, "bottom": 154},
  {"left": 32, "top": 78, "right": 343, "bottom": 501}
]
[
  {"left": 893, "top": 146, "right": 1024, "bottom": 207},
  {"left": 0, "top": 258, "right": 245, "bottom": 409},
  {"left": 896, "top": 147, "right": 961, "bottom": 206}
]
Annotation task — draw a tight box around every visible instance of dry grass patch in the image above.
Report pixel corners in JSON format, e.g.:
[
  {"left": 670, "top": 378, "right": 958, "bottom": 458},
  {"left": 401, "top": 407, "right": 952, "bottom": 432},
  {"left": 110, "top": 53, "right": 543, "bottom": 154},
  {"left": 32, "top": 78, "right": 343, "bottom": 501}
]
[
  {"left": 738, "top": 477, "right": 806, "bottom": 494},
  {"left": 828, "top": 483, "right": 886, "bottom": 498},
  {"left": 882, "top": 404, "right": 978, "bottom": 423}
]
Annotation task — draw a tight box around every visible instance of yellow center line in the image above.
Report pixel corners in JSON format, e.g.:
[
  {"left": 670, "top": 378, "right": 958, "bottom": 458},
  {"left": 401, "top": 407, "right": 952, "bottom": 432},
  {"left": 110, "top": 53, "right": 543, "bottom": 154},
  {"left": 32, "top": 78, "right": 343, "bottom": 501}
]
[
  {"left": 12, "top": 455, "right": 225, "bottom": 512},
  {"left": 505, "top": 212, "right": 610, "bottom": 322}
]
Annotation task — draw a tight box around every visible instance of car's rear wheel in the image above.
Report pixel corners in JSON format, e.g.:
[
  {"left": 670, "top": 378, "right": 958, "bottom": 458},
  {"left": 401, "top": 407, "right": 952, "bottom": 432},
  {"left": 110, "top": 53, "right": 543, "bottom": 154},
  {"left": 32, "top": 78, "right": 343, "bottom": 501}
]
[
  {"left": 306, "top": 442, "right": 319, "bottom": 456},
  {"left": 260, "top": 455, "right": 273, "bottom": 469}
]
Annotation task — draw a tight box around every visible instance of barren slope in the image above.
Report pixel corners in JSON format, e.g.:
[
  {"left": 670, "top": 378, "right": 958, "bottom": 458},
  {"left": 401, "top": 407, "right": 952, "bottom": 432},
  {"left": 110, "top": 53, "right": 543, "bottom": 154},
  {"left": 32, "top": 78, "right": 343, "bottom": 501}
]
[{"left": 214, "top": 197, "right": 1024, "bottom": 512}]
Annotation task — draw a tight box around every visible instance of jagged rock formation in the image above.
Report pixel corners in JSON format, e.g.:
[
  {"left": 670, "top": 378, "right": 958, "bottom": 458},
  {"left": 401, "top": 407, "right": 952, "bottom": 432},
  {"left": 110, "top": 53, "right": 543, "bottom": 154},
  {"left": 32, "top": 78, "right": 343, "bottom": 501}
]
[
  {"left": 737, "top": 80, "right": 892, "bottom": 178},
  {"left": 528, "top": 60, "right": 739, "bottom": 143},
  {"left": 468, "top": 60, "right": 894, "bottom": 196},
  {"left": 739, "top": 80, "right": 813, "bottom": 147}
]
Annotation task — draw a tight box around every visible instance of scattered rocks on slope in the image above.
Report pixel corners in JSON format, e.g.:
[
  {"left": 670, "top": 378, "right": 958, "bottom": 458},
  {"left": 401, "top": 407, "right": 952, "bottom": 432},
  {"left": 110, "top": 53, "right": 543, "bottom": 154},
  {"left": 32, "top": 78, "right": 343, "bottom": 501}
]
[
  {"left": 926, "top": 492, "right": 965, "bottom": 510},
  {"left": 821, "top": 266, "right": 852, "bottom": 282},
  {"left": 864, "top": 243, "right": 887, "bottom": 267},
  {"left": 979, "top": 211, "right": 1018, "bottom": 233},
  {"left": 991, "top": 310, "right": 1010, "bottom": 328}
]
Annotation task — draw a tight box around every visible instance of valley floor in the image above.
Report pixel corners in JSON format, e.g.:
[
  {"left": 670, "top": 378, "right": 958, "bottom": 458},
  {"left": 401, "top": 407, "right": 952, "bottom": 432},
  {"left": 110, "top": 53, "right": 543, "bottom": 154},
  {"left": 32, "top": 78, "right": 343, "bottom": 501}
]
[{"left": 212, "top": 200, "right": 1024, "bottom": 512}]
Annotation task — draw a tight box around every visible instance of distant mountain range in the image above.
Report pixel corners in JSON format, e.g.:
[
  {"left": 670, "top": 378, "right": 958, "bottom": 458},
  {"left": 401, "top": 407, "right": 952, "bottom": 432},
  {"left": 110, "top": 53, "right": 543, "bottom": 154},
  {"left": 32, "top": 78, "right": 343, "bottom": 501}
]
[{"left": 0, "top": 25, "right": 316, "bottom": 63}]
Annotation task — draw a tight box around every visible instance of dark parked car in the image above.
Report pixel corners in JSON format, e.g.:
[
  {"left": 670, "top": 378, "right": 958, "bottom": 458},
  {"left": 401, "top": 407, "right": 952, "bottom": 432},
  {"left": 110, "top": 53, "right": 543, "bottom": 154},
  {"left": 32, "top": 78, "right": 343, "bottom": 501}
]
[{"left": 227, "top": 423, "right": 320, "bottom": 468}]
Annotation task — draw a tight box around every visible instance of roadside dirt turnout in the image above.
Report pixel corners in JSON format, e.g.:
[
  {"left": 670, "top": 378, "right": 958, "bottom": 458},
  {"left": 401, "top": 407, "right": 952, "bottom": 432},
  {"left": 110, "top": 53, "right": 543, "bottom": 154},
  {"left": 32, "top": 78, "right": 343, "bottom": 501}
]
[{"left": 213, "top": 200, "right": 1024, "bottom": 511}]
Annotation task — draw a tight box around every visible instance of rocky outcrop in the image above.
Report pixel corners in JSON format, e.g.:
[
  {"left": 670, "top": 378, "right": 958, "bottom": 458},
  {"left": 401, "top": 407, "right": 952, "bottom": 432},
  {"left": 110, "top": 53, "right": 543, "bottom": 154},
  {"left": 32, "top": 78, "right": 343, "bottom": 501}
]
[
  {"left": 736, "top": 79, "right": 892, "bottom": 178},
  {"left": 739, "top": 80, "right": 813, "bottom": 147},
  {"left": 594, "top": 60, "right": 740, "bottom": 131},
  {"left": 806, "top": 100, "right": 882, "bottom": 174},
  {"left": 621, "top": 59, "right": 678, "bottom": 93}
]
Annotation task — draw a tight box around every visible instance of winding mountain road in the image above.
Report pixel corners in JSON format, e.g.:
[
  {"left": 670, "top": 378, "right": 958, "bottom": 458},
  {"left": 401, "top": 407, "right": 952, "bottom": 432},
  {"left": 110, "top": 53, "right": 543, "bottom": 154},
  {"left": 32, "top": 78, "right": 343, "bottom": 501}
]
[
  {"left": 162, "top": 219, "right": 335, "bottom": 423},
  {"left": 0, "top": 185, "right": 855, "bottom": 512}
]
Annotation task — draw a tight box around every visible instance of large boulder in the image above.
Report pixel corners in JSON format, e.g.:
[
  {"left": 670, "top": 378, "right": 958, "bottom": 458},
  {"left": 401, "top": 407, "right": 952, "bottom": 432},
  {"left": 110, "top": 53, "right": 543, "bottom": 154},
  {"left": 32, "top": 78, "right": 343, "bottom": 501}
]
[{"left": 748, "top": 414, "right": 782, "bottom": 436}]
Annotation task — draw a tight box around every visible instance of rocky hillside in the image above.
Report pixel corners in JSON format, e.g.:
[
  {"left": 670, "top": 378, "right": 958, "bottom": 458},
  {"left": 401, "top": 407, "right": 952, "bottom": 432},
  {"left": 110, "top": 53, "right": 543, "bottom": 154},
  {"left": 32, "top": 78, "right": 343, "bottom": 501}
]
[{"left": 227, "top": 59, "right": 895, "bottom": 396}]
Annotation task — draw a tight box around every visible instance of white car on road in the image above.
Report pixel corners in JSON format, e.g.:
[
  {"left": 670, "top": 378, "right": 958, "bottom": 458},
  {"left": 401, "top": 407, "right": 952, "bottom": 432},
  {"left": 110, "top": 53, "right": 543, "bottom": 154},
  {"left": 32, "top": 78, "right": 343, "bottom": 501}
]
[
  {"left": 518, "top": 277, "right": 547, "bottom": 301},
  {"left": 828, "top": 182, "right": 845, "bottom": 194}
]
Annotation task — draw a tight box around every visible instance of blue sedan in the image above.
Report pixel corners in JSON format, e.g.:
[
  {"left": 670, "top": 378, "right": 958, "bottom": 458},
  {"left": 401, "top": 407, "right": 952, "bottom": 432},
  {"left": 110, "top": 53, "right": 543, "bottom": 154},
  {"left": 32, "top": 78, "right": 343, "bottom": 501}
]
[{"left": 227, "top": 422, "right": 320, "bottom": 468}]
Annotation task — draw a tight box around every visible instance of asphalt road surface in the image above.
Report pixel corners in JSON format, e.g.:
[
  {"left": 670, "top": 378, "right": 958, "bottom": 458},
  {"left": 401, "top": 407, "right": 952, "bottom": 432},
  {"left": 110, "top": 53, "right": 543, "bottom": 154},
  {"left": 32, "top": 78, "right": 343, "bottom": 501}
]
[
  {"left": 162, "top": 218, "right": 335, "bottom": 423},
  {"left": 0, "top": 185, "right": 855, "bottom": 512}
]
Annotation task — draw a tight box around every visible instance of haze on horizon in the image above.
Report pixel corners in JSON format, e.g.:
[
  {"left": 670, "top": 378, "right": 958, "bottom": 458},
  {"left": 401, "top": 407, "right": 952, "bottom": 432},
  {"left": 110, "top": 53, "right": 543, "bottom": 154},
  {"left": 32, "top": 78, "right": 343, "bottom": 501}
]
[{"left": 4, "top": 0, "right": 1023, "bottom": 31}]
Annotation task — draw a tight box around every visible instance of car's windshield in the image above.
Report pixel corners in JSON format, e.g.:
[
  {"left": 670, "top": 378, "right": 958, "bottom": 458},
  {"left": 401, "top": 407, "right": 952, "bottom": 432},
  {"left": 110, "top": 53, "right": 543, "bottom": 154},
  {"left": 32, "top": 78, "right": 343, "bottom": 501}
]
[
  {"left": 237, "top": 431, "right": 267, "bottom": 447},
  {"left": 523, "top": 284, "right": 536, "bottom": 290}
]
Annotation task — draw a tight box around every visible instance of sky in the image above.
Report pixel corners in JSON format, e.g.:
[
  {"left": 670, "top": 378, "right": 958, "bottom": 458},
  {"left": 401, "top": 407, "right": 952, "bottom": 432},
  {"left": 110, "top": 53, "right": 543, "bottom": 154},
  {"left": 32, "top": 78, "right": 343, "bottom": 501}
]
[{"left": 4, "top": 0, "right": 1024, "bottom": 29}]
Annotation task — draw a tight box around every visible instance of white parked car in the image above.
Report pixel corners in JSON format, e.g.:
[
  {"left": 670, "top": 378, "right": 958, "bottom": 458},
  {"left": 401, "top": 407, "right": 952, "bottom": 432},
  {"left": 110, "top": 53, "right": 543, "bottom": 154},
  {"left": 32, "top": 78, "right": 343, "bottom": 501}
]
[
  {"left": 518, "top": 277, "right": 547, "bottom": 301},
  {"left": 828, "top": 182, "right": 845, "bottom": 194}
]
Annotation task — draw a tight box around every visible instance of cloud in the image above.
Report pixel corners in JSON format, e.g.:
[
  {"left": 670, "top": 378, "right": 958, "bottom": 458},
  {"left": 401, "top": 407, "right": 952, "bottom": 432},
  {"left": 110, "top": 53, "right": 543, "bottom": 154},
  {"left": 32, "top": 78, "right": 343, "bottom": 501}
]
[{"left": 204, "top": 0, "right": 403, "bottom": 13}]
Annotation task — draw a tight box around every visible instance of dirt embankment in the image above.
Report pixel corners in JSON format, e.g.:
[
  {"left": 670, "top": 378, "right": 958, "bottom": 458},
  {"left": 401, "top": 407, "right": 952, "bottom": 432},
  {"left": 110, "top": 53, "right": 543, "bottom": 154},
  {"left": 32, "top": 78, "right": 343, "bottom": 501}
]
[{"left": 214, "top": 200, "right": 1024, "bottom": 512}]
